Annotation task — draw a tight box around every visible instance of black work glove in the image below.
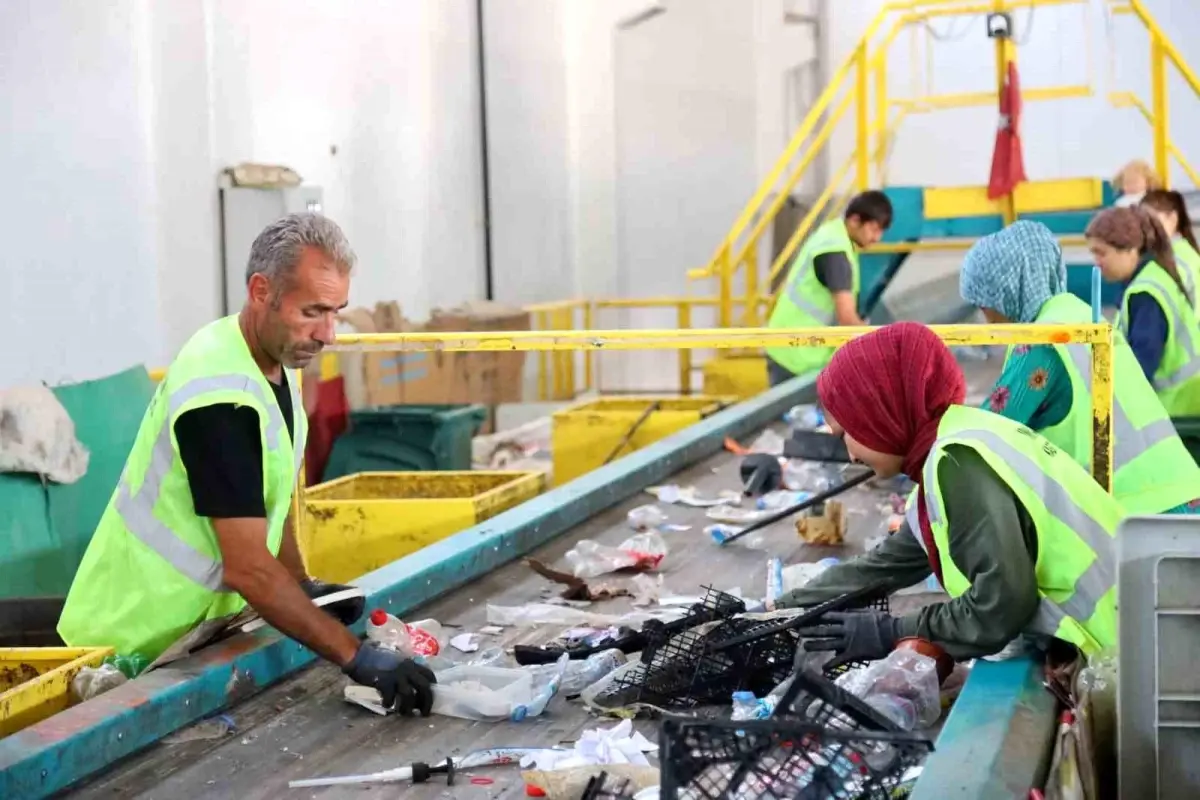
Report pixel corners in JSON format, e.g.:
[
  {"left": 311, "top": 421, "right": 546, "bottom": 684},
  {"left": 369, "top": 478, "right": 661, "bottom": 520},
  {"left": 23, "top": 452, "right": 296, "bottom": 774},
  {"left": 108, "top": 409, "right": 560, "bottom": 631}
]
[
  {"left": 299, "top": 578, "right": 365, "bottom": 626},
  {"left": 797, "top": 610, "right": 900, "bottom": 669},
  {"left": 344, "top": 643, "right": 437, "bottom": 716}
]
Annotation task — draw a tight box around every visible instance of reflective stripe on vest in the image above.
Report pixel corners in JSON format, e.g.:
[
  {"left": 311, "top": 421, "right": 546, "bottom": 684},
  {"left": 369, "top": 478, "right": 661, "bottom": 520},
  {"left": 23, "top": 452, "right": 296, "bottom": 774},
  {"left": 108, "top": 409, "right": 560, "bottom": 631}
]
[
  {"left": 923, "top": 427, "right": 1115, "bottom": 639},
  {"left": 1122, "top": 273, "right": 1200, "bottom": 390},
  {"left": 785, "top": 228, "right": 844, "bottom": 324},
  {"left": 114, "top": 373, "right": 299, "bottom": 592},
  {"left": 904, "top": 491, "right": 925, "bottom": 553},
  {"left": 1056, "top": 343, "right": 1178, "bottom": 470}
]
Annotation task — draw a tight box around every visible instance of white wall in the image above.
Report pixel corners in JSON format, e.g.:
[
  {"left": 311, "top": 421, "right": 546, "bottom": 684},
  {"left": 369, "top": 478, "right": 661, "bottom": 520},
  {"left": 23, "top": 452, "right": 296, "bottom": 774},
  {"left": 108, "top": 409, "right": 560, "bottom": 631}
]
[
  {"left": 1, "top": 0, "right": 164, "bottom": 388},
  {"left": 825, "top": 0, "right": 1200, "bottom": 190},
  {"left": 2, "top": 0, "right": 486, "bottom": 389}
]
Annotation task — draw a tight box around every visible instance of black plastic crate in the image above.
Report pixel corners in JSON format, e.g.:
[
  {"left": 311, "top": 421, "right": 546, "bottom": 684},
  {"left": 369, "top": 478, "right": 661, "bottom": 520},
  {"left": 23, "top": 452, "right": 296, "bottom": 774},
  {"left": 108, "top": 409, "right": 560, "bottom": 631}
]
[
  {"left": 588, "top": 584, "right": 891, "bottom": 712},
  {"left": 658, "top": 716, "right": 931, "bottom": 799}
]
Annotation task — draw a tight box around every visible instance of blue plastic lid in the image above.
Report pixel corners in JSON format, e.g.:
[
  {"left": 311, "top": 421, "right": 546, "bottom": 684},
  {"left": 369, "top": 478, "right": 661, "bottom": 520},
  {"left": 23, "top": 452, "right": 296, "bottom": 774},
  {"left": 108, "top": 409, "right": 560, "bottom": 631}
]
[
  {"left": 511, "top": 705, "right": 528, "bottom": 722},
  {"left": 732, "top": 691, "right": 756, "bottom": 702}
]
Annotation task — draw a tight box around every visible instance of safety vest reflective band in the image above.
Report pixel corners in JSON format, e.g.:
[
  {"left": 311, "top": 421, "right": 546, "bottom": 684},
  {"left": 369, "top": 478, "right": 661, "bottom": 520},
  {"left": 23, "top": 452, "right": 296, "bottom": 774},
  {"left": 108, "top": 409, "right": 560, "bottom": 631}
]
[
  {"left": 765, "top": 219, "right": 860, "bottom": 378},
  {"left": 58, "top": 316, "right": 306, "bottom": 660},
  {"left": 113, "top": 373, "right": 301, "bottom": 591},
  {"left": 1173, "top": 238, "right": 1200, "bottom": 315},
  {"left": 921, "top": 405, "right": 1121, "bottom": 656},
  {"left": 1118, "top": 261, "right": 1200, "bottom": 415},
  {"left": 1015, "top": 293, "right": 1200, "bottom": 514}
]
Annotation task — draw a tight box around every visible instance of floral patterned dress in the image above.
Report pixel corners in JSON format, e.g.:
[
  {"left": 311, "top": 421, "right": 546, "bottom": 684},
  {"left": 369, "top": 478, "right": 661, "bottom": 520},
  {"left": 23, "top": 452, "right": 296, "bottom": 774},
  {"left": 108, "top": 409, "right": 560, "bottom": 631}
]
[{"left": 984, "top": 344, "right": 1200, "bottom": 514}]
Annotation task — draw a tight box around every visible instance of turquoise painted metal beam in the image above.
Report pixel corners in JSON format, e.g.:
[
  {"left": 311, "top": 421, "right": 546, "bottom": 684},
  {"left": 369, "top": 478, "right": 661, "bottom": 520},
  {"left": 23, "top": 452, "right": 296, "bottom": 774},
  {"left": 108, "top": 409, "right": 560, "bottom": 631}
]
[
  {"left": 913, "top": 657, "right": 1059, "bottom": 799},
  {"left": 0, "top": 374, "right": 816, "bottom": 799}
]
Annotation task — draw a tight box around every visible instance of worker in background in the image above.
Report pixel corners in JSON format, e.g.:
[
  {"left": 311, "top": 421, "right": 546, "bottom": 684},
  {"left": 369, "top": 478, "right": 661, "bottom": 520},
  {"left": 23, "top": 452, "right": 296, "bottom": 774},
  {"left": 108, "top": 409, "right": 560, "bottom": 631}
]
[
  {"left": 959, "top": 220, "right": 1200, "bottom": 515},
  {"left": 1087, "top": 206, "right": 1200, "bottom": 416},
  {"left": 782, "top": 323, "right": 1121, "bottom": 662},
  {"left": 764, "top": 191, "right": 893, "bottom": 386},
  {"left": 59, "top": 213, "right": 436, "bottom": 716},
  {"left": 1111, "top": 158, "right": 1162, "bottom": 208},
  {"left": 1141, "top": 189, "right": 1200, "bottom": 311}
]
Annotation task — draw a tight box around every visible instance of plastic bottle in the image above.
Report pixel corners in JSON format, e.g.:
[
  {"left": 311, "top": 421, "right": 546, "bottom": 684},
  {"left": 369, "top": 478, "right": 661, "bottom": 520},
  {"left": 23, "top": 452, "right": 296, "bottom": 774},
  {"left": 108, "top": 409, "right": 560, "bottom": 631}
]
[
  {"left": 866, "top": 693, "right": 918, "bottom": 731},
  {"left": 756, "top": 490, "right": 809, "bottom": 510},
  {"left": 405, "top": 618, "right": 445, "bottom": 657},
  {"left": 531, "top": 649, "right": 625, "bottom": 696},
  {"left": 731, "top": 691, "right": 759, "bottom": 722},
  {"left": 366, "top": 610, "right": 412, "bottom": 654}
]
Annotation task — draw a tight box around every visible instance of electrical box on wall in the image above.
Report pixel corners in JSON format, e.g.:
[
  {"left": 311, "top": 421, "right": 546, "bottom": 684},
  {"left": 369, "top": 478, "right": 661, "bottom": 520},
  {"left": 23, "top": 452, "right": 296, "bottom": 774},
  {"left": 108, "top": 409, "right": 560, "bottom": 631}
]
[{"left": 218, "top": 182, "right": 324, "bottom": 315}]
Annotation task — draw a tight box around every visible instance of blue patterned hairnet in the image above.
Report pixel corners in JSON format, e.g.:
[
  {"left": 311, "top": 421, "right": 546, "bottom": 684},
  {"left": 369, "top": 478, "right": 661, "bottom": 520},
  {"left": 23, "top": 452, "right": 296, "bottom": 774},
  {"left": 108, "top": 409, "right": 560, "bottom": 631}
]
[{"left": 960, "top": 220, "right": 1066, "bottom": 323}]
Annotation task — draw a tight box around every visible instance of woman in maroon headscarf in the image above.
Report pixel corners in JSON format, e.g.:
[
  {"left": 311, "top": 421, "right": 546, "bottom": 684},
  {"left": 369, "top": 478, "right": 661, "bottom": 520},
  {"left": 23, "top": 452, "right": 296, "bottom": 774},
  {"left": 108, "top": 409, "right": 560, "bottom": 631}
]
[{"left": 783, "top": 322, "right": 1124, "bottom": 663}]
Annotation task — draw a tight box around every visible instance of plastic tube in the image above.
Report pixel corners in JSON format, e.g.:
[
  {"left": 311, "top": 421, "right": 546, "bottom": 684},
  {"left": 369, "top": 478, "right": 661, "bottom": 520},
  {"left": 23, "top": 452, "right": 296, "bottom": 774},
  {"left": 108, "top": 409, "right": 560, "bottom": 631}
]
[{"left": 287, "top": 747, "right": 544, "bottom": 788}]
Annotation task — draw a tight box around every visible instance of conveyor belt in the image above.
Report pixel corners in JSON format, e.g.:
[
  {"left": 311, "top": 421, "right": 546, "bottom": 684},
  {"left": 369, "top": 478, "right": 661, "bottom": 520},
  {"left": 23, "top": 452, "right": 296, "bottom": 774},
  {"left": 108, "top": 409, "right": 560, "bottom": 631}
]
[{"left": 64, "top": 430, "right": 944, "bottom": 799}]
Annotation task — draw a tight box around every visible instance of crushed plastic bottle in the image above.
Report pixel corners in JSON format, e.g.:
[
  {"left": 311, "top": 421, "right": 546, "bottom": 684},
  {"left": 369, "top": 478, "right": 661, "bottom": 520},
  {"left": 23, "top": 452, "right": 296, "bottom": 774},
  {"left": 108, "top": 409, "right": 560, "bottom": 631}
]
[
  {"left": 71, "top": 663, "right": 128, "bottom": 702},
  {"left": 756, "top": 490, "right": 809, "bottom": 511},
  {"left": 784, "top": 404, "right": 825, "bottom": 429},
  {"left": 626, "top": 504, "right": 668, "bottom": 531},
  {"left": 865, "top": 693, "right": 919, "bottom": 730},
  {"left": 532, "top": 649, "right": 626, "bottom": 697},
  {"left": 731, "top": 691, "right": 759, "bottom": 722},
  {"left": 365, "top": 610, "right": 445, "bottom": 657}
]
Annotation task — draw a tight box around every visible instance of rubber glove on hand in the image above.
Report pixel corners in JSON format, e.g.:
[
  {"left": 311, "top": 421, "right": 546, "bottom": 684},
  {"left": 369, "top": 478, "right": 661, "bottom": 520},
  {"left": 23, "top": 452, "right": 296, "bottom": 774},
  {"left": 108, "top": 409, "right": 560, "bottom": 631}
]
[
  {"left": 344, "top": 643, "right": 437, "bottom": 716},
  {"left": 299, "top": 577, "right": 366, "bottom": 626},
  {"left": 797, "top": 610, "right": 900, "bottom": 669}
]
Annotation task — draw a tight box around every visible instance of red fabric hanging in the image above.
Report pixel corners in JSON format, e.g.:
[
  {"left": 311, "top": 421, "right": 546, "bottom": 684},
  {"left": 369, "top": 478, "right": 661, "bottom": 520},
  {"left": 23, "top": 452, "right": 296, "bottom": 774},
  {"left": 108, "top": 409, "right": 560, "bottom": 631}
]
[{"left": 987, "top": 60, "right": 1028, "bottom": 200}]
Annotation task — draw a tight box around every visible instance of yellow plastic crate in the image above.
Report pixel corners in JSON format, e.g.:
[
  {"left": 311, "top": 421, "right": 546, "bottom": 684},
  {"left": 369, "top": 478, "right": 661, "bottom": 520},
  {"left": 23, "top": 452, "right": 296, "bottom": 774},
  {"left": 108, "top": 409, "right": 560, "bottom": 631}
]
[
  {"left": 702, "top": 353, "right": 769, "bottom": 400},
  {"left": 300, "top": 471, "right": 545, "bottom": 583},
  {"left": 552, "top": 396, "right": 731, "bottom": 485},
  {"left": 0, "top": 646, "right": 113, "bottom": 737}
]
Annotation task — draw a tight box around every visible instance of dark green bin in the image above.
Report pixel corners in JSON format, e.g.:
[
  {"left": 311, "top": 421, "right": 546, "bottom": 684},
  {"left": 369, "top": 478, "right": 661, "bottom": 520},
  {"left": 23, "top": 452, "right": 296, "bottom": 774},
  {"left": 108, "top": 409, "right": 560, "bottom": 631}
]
[
  {"left": 322, "top": 404, "right": 487, "bottom": 480},
  {"left": 1174, "top": 417, "right": 1200, "bottom": 466}
]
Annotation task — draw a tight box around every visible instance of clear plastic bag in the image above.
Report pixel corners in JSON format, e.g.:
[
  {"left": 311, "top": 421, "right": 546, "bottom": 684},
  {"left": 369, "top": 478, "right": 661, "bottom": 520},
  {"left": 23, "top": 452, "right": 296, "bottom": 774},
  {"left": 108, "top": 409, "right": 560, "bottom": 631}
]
[
  {"left": 70, "top": 663, "right": 128, "bottom": 702},
  {"left": 563, "top": 531, "right": 668, "bottom": 578},
  {"left": 430, "top": 654, "right": 569, "bottom": 721},
  {"left": 834, "top": 649, "right": 941, "bottom": 729}
]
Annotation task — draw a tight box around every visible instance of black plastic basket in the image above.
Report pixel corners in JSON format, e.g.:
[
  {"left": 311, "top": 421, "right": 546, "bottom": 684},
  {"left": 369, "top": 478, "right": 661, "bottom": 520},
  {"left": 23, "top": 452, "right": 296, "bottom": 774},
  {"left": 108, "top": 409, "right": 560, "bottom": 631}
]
[
  {"left": 589, "top": 584, "right": 891, "bottom": 712},
  {"left": 658, "top": 716, "right": 932, "bottom": 799}
]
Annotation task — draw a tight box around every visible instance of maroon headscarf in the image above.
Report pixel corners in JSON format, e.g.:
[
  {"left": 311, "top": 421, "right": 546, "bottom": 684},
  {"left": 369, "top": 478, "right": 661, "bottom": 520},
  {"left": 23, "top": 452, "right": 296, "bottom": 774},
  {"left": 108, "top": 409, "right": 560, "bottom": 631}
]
[{"left": 817, "top": 323, "right": 966, "bottom": 577}]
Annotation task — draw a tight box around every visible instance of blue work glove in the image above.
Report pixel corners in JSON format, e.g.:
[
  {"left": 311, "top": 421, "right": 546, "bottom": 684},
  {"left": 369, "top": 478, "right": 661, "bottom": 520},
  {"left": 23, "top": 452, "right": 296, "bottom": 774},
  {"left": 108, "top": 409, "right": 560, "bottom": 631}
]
[
  {"left": 299, "top": 577, "right": 366, "bottom": 626},
  {"left": 797, "top": 610, "right": 900, "bottom": 669},
  {"left": 344, "top": 643, "right": 437, "bottom": 716}
]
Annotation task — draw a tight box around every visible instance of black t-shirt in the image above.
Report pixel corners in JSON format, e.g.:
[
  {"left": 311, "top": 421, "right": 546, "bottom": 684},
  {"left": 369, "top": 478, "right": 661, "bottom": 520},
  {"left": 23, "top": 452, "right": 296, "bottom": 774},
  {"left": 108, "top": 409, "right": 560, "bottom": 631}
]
[
  {"left": 813, "top": 252, "right": 854, "bottom": 293},
  {"left": 174, "top": 373, "right": 294, "bottom": 519}
]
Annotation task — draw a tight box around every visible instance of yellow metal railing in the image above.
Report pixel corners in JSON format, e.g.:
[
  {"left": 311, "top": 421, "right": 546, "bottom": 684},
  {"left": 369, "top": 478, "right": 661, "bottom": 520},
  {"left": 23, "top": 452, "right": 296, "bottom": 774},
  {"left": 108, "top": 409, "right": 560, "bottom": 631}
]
[
  {"left": 324, "top": 322, "right": 1115, "bottom": 491},
  {"left": 693, "top": 0, "right": 1200, "bottom": 329}
]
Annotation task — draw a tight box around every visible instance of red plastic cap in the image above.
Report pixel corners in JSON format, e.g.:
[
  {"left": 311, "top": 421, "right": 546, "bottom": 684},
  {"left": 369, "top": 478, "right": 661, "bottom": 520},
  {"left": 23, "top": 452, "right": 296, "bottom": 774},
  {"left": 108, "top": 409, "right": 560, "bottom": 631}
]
[
  {"left": 525, "top": 785, "right": 546, "bottom": 797},
  {"left": 369, "top": 609, "right": 388, "bottom": 626}
]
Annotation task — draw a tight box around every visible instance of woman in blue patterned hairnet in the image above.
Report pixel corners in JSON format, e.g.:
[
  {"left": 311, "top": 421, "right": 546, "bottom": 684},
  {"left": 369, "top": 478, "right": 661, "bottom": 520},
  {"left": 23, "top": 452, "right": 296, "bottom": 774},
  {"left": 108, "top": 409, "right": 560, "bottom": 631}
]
[{"left": 959, "top": 219, "right": 1200, "bottom": 514}]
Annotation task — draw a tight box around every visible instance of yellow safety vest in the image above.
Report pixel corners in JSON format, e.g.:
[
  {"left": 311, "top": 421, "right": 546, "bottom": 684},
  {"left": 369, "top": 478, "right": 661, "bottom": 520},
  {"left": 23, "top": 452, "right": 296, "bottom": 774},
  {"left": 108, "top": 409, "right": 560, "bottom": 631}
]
[
  {"left": 1013, "top": 293, "right": 1200, "bottom": 514},
  {"left": 1172, "top": 238, "right": 1200, "bottom": 316},
  {"left": 766, "top": 218, "right": 860, "bottom": 379},
  {"left": 58, "top": 316, "right": 306, "bottom": 661},
  {"left": 917, "top": 405, "right": 1121, "bottom": 657},
  {"left": 1118, "top": 261, "right": 1200, "bottom": 416}
]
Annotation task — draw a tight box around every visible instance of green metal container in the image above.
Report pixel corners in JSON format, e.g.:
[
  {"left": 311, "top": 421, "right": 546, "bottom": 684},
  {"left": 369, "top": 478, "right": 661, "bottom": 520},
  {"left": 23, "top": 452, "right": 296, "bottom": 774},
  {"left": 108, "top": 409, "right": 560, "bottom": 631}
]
[{"left": 322, "top": 404, "right": 487, "bottom": 480}]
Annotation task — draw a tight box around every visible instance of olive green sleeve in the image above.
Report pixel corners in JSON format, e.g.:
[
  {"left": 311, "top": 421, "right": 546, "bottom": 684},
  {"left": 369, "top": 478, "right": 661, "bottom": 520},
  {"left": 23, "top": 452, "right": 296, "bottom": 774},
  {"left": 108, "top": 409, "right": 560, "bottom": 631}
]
[
  {"left": 776, "top": 522, "right": 932, "bottom": 608},
  {"left": 894, "top": 446, "right": 1041, "bottom": 659}
]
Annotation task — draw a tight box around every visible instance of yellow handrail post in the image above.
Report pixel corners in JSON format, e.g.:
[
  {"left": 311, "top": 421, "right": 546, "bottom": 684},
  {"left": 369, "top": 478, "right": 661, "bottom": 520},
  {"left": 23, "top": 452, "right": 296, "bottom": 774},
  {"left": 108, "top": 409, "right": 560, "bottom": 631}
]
[
  {"left": 718, "top": 245, "right": 734, "bottom": 328},
  {"left": 744, "top": 246, "right": 760, "bottom": 327},
  {"left": 873, "top": 50, "right": 889, "bottom": 184},
  {"left": 583, "top": 302, "right": 595, "bottom": 393},
  {"left": 1150, "top": 32, "right": 1170, "bottom": 188},
  {"left": 855, "top": 44, "right": 870, "bottom": 190},
  {"left": 1090, "top": 326, "right": 1115, "bottom": 492},
  {"left": 993, "top": 0, "right": 1017, "bottom": 225},
  {"left": 677, "top": 301, "right": 693, "bottom": 394},
  {"left": 536, "top": 310, "right": 549, "bottom": 401}
]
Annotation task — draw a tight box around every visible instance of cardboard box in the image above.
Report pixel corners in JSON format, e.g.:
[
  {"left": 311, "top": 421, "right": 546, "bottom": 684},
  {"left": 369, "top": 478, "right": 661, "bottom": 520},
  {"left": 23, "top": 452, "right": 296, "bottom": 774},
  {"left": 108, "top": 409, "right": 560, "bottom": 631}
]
[{"left": 339, "top": 301, "right": 529, "bottom": 408}]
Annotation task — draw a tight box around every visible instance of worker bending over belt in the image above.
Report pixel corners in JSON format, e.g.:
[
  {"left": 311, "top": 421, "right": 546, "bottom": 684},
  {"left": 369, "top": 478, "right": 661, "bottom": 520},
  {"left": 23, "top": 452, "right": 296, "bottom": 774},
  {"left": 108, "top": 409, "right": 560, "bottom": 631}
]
[
  {"left": 59, "top": 213, "right": 435, "bottom": 716},
  {"left": 781, "top": 323, "right": 1121, "bottom": 662},
  {"left": 764, "top": 191, "right": 893, "bottom": 386},
  {"left": 1087, "top": 206, "right": 1200, "bottom": 415},
  {"left": 959, "top": 220, "right": 1200, "bottom": 515}
]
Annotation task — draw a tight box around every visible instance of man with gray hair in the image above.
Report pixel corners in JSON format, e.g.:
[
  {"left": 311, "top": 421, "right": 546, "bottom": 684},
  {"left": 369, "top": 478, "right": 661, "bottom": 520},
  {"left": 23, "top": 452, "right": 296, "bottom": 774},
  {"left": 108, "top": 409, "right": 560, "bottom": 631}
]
[{"left": 59, "top": 213, "right": 436, "bottom": 717}]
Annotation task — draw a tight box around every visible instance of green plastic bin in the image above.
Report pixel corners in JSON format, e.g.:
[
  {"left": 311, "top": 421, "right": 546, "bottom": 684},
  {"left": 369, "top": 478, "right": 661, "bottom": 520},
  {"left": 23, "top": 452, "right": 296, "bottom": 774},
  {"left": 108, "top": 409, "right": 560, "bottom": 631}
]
[{"left": 322, "top": 404, "right": 487, "bottom": 480}]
